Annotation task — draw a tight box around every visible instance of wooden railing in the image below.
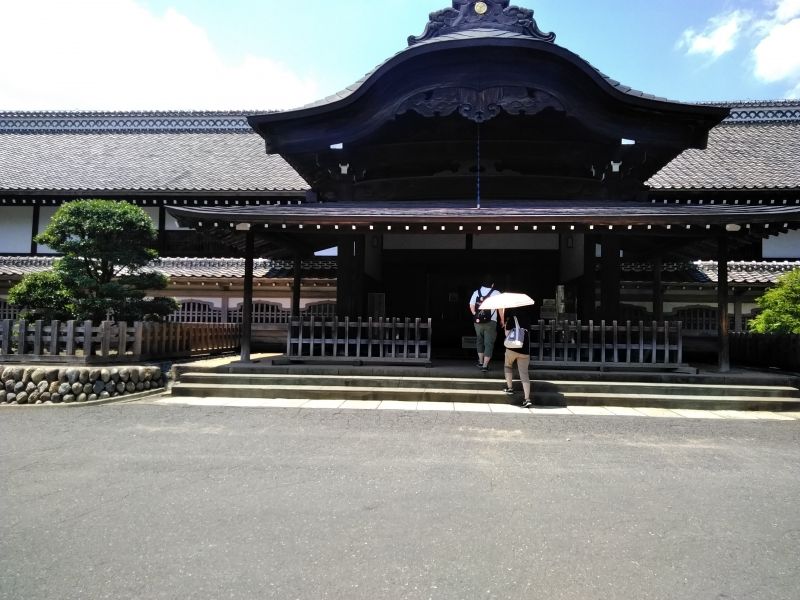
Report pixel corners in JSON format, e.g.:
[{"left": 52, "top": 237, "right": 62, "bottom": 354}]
[
  {"left": 530, "top": 320, "right": 683, "bottom": 368},
  {"left": 0, "top": 319, "right": 240, "bottom": 364},
  {"left": 287, "top": 316, "right": 432, "bottom": 364},
  {"left": 731, "top": 333, "right": 800, "bottom": 371}
]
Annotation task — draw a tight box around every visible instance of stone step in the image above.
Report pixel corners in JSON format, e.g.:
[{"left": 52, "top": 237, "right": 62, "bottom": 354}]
[
  {"left": 177, "top": 372, "right": 800, "bottom": 399},
  {"left": 534, "top": 380, "right": 800, "bottom": 399},
  {"left": 538, "top": 392, "right": 800, "bottom": 412},
  {"left": 171, "top": 376, "right": 800, "bottom": 411},
  {"left": 179, "top": 372, "right": 504, "bottom": 391},
  {"left": 171, "top": 382, "right": 507, "bottom": 404}
]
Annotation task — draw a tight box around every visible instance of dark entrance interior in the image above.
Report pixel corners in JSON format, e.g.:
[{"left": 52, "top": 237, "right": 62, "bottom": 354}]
[{"left": 382, "top": 248, "right": 561, "bottom": 357}]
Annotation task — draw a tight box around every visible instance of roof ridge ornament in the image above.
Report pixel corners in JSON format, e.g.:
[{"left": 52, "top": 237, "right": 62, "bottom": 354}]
[{"left": 408, "top": 0, "right": 556, "bottom": 46}]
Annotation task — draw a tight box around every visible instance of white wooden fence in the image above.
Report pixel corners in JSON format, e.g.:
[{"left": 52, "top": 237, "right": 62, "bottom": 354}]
[
  {"left": 287, "top": 316, "right": 432, "bottom": 364},
  {"left": 530, "top": 320, "right": 683, "bottom": 367},
  {"left": 0, "top": 319, "right": 240, "bottom": 364}
]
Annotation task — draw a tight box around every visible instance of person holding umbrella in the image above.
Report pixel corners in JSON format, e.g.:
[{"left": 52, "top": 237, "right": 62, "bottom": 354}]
[{"left": 478, "top": 292, "right": 535, "bottom": 407}]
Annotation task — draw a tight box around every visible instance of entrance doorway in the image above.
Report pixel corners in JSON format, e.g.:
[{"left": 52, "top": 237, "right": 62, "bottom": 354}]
[{"left": 382, "top": 248, "right": 560, "bottom": 357}]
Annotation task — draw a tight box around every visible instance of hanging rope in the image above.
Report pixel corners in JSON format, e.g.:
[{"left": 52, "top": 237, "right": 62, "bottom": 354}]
[{"left": 476, "top": 121, "right": 481, "bottom": 209}]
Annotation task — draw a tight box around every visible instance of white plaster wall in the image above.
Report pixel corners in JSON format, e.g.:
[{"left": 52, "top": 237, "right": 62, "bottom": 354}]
[
  {"left": 171, "top": 297, "right": 223, "bottom": 308},
  {"left": 163, "top": 208, "right": 193, "bottom": 231},
  {"left": 141, "top": 207, "right": 160, "bottom": 230},
  {"left": 763, "top": 231, "right": 800, "bottom": 258},
  {"left": 35, "top": 206, "right": 59, "bottom": 254},
  {"left": 0, "top": 207, "right": 33, "bottom": 253},
  {"left": 473, "top": 233, "right": 559, "bottom": 250},
  {"left": 383, "top": 234, "right": 466, "bottom": 250}
]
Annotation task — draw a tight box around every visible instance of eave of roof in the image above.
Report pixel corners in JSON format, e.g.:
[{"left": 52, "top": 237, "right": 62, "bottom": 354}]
[{"left": 167, "top": 198, "right": 800, "bottom": 229}]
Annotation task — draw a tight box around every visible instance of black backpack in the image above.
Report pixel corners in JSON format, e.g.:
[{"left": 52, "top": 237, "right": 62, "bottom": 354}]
[{"left": 474, "top": 288, "right": 495, "bottom": 324}]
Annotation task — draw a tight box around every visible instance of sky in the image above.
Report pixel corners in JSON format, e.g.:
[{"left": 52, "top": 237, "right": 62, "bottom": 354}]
[{"left": 1, "top": 0, "right": 799, "bottom": 111}]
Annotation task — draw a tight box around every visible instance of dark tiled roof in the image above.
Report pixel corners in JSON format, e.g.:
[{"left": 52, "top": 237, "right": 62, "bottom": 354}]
[
  {"left": 298, "top": 29, "right": 676, "bottom": 112},
  {"left": 0, "top": 256, "right": 336, "bottom": 280},
  {"left": 621, "top": 261, "right": 800, "bottom": 284},
  {"left": 1, "top": 99, "right": 798, "bottom": 196},
  {"left": 0, "top": 113, "right": 308, "bottom": 193},
  {"left": 648, "top": 120, "right": 800, "bottom": 190}
]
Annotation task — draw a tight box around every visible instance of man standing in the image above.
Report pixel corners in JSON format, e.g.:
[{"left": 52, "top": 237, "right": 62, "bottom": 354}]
[{"left": 469, "top": 277, "right": 502, "bottom": 372}]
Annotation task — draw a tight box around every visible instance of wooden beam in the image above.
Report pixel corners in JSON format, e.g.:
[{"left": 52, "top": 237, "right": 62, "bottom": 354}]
[
  {"left": 240, "top": 228, "right": 255, "bottom": 363},
  {"left": 718, "top": 234, "right": 730, "bottom": 372}
]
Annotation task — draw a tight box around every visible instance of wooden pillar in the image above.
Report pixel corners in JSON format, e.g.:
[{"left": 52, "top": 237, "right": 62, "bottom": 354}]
[
  {"left": 30, "top": 204, "right": 41, "bottom": 254},
  {"left": 240, "top": 228, "right": 254, "bottom": 362},
  {"left": 653, "top": 254, "right": 664, "bottom": 322},
  {"left": 158, "top": 206, "right": 167, "bottom": 254},
  {"left": 718, "top": 234, "right": 730, "bottom": 372},
  {"left": 221, "top": 296, "right": 230, "bottom": 324},
  {"left": 600, "top": 235, "right": 621, "bottom": 321},
  {"left": 291, "top": 254, "right": 302, "bottom": 317},
  {"left": 581, "top": 234, "right": 597, "bottom": 320}
]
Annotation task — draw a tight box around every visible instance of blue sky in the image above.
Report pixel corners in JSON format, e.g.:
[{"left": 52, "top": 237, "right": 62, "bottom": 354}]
[{"left": 1, "top": 0, "right": 799, "bottom": 110}]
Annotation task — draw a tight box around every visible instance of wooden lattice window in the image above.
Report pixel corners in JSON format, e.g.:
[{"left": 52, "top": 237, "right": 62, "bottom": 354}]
[
  {"left": 228, "top": 302, "right": 291, "bottom": 324},
  {"left": 301, "top": 302, "right": 337, "bottom": 318},
  {"left": 673, "top": 306, "right": 718, "bottom": 334},
  {"left": 0, "top": 299, "right": 20, "bottom": 320},
  {"left": 167, "top": 300, "right": 223, "bottom": 323}
]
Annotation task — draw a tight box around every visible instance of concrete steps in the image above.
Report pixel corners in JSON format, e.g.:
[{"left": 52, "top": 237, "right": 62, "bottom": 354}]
[{"left": 170, "top": 371, "right": 800, "bottom": 412}]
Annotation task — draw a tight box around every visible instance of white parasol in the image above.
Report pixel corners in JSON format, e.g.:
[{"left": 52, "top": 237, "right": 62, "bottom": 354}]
[{"left": 477, "top": 292, "right": 535, "bottom": 310}]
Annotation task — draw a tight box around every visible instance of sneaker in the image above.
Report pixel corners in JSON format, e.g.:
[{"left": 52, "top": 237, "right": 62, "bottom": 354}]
[
  {"left": 522, "top": 400, "right": 533, "bottom": 408},
  {"left": 503, "top": 387, "right": 514, "bottom": 395},
  {"left": 481, "top": 365, "right": 489, "bottom": 372},
  {"left": 476, "top": 362, "right": 484, "bottom": 369}
]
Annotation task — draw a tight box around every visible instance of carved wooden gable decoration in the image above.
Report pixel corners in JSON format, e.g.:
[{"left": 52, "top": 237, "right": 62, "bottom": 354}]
[
  {"left": 408, "top": 0, "right": 556, "bottom": 45},
  {"left": 247, "top": 2, "right": 728, "bottom": 202}
]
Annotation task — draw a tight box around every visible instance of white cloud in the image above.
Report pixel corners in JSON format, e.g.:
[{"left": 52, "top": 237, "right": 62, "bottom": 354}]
[
  {"left": 752, "top": 1, "right": 800, "bottom": 95},
  {"left": 0, "top": 0, "right": 320, "bottom": 110},
  {"left": 773, "top": 0, "right": 800, "bottom": 21},
  {"left": 678, "top": 10, "right": 752, "bottom": 59},
  {"left": 753, "top": 19, "right": 800, "bottom": 82}
]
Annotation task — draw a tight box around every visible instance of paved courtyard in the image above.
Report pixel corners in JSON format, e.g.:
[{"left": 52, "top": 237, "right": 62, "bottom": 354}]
[{"left": 2, "top": 403, "right": 799, "bottom": 599}]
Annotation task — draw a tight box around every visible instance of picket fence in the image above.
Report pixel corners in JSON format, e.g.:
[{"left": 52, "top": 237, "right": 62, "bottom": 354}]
[
  {"left": 286, "top": 316, "right": 432, "bottom": 364},
  {"left": 0, "top": 319, "right": 240, "bottom": 364},
  {"left": 530, "top": 320, "right": 684, "bottom": 368}
]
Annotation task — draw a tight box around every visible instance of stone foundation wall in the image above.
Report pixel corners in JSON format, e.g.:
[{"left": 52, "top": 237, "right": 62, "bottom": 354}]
[{"left": 0, "top": 366, "right": 164, "bottom": 405}]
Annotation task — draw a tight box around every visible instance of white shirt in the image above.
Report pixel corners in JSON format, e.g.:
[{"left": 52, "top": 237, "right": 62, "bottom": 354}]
[{"left": 469, "top": 286, "right": 501, "bottom": 322}]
